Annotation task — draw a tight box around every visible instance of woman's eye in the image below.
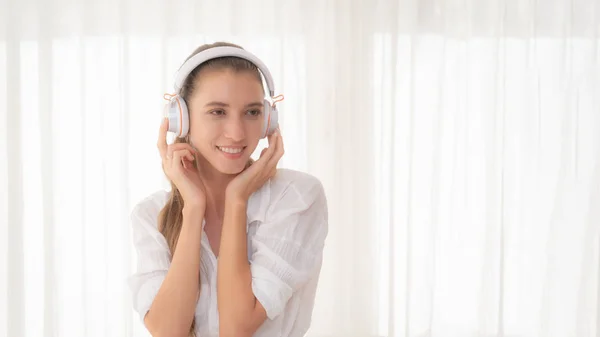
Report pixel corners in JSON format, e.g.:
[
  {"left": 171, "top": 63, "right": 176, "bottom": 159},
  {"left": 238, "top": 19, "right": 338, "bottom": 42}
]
[
  {"left": 247, "top": 110, "right": 262, "bottom": 117},
  {"left": 210, "top": 110, "right": 225, "bottom": 116}
]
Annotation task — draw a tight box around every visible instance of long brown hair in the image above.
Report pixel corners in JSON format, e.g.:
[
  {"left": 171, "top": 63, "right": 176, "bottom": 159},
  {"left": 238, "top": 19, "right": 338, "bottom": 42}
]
[{"left": 157, "top": 41, "right": 262, "bottom": 336}]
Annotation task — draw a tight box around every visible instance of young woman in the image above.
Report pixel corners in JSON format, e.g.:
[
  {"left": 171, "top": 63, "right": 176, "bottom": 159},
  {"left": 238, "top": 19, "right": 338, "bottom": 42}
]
[{"left": 128, "top": 42, "right": 328, "bottom": 337}]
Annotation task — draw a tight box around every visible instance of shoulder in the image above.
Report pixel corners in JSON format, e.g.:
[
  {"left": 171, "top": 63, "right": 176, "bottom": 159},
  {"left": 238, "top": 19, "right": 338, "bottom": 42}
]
[
  {"left": 249, "top": 169, "right": 328, "bottom": 222},
  {"left": 251, "top": 169, "right": 328, "bottom": 234},
  {"left": 266, "top": 168, "right": 327, "bottom": 205}
]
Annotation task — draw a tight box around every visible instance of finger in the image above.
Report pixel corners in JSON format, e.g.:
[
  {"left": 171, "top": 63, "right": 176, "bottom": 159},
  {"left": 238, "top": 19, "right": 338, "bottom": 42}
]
[
  {"left": 167, "top": 143, "right": 197, "bottom": 156},
  {"left": 167, "top": 143, "right": 197, "bottom": 160},
  {"left": 157, "top": 118, "right": 169, "bottom": 159},
  {"left": 253, "top": 142, "right": 275, "bottom": 170},
  {"left": 266, "top": 133, "right": 283, "bottom": 169},
  {"left": 277, "top": 132, "right": 284, "bottom": 157},
  {"left": 263, "top": 131, "right": 279, "bottom": 158},
  {"left": 252, "top": 131, "right": 280, "bottom": 170},
  {"left": 182, "top": 151, "right": 195, "bottom": 170},
  {"left": 171, "top": 149, "right": 195, "bottom": 170},
  {"left": 268, "top": 130, "right": 279, "bottom": 148}
]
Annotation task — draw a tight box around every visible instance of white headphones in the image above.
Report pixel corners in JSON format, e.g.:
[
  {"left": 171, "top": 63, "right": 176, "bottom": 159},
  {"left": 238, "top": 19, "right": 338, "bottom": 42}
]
[{"left": 164, "top": 46, "right": 283, "bottom": 139}]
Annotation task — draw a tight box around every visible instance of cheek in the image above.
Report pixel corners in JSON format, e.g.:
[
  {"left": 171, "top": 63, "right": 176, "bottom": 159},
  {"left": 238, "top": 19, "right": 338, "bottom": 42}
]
[
  {"left": 250, "top": 120, "right": 263, "bottom": 135},
  {"left": 187, "top": 127, "right": 212, "bottom": 150},
  {"left": 246, "top": 127, "right": 263, "bottom": 148},
  {"left": 189, "top": 117, "right": 215, "bottom": 136}
]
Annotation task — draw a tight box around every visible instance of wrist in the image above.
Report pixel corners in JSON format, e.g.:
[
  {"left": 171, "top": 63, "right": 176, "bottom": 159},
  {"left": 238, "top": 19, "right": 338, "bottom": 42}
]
[
  {"left": 225, "top": 194, "right": 248, "bottom": 209},
  {"left": 183, "top": 197, "right": 205, "bottom": 211},
  {"left": 182, "top": 205, "right": 205, "bottom": 221}
]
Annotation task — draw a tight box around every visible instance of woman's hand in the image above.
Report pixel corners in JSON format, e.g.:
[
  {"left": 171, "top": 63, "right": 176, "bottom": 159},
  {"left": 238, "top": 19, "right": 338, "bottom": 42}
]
[
  {"left": 225, "top": 129, "right": 284, "bottom": 203},
  {"left": 157, "top": 118, "right": 207, "bottom": 210}
]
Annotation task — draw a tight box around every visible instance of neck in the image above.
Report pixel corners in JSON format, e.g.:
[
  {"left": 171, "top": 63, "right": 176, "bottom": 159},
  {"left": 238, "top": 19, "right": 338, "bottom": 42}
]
[{"left": 197, "top": 159, "right": 236, "bottom": 219}]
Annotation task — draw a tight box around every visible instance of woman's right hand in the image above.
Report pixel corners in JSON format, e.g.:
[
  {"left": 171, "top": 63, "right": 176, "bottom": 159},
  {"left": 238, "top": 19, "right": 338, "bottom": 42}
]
[{"left": 157, "top": 118, "right": 206, "bottom": 210}]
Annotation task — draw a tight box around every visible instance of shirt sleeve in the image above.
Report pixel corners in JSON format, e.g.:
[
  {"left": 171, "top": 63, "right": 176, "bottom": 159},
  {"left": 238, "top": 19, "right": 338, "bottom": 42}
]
[
  {"left": 127, "top": 196, "right": 173, "bottom": 324},
  {"left": 250, "top": 175, "right": 329, "bottom": 320}
]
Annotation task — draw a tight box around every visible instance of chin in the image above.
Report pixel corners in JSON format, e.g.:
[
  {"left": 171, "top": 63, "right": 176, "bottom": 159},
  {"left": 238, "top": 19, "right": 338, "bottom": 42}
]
[
  {"left": 212, "top": 158, "right": 249, "bottom": 175},
  {"left": 211, "top": 145, "right": 254, "bottom": 175},
  {"left": 218, "top": 164, "right": 247, "bottom": 175}
]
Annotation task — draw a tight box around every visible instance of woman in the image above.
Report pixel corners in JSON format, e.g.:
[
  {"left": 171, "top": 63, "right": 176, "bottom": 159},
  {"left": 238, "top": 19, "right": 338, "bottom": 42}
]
[{"left": 128, "top": 41, "right": 328, "bottom": 337}]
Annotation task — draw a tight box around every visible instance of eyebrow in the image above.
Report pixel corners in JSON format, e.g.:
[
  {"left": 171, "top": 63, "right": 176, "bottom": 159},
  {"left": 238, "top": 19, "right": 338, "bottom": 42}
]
[{"left": 204, "top": 101, "right": 264, "bottom": 108}]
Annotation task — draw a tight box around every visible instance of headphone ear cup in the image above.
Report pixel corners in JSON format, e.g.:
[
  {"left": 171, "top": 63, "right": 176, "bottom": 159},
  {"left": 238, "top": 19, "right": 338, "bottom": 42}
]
[
  {"left": 262, "top": 99, "right": 279, "bottom": 138},
  {"left": 262, "top": 99, "right": 271, "bottom": 138},
  {"left": 166, "top": 96, "right": 189, "bottom": 138},
  {"left": 269, "top": 105, "right": 279, "bottom": 135}
]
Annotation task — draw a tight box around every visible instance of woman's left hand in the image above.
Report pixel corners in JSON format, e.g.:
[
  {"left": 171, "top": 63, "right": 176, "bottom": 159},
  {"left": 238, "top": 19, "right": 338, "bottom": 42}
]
[{"left": 226, "top": 129, "right": 284, "bottom": 203}]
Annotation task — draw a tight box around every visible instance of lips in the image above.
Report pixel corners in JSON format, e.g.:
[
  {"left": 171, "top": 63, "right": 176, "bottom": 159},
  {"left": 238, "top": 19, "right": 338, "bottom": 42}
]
[
  {"left": 217, "top": 146, "right": 246, "bottom": 154},
  {"left": 216, "top": 146, "right": 246, "bottom": 159}
]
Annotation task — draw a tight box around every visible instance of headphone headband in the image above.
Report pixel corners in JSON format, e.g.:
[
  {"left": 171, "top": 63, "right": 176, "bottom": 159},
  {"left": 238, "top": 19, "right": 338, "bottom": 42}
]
[{"left": 173, "top": 46, "right": 275, "bottom": 97}]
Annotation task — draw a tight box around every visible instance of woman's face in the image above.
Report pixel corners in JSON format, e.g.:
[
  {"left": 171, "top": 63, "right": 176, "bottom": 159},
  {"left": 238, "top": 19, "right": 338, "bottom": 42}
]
[{"left": 186, "top": 69, "right": 265, "bottom": 176}]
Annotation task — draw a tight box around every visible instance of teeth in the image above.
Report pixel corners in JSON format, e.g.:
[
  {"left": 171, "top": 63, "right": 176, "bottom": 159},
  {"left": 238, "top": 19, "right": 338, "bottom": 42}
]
[{"left": 218, "top": 146, "right": 244, "bottom": 154}]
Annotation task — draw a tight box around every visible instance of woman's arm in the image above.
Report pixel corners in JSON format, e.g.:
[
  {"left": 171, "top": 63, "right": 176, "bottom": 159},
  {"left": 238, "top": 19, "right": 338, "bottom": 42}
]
[
  {"left": 217, "top": 130, "right": 283, "bottom": 337},
  {"left": 217, "top": 198, "right": 267, "bottom": 337},
  {"left": 144, "top": 206, "right": 204, "bottom": 337}
]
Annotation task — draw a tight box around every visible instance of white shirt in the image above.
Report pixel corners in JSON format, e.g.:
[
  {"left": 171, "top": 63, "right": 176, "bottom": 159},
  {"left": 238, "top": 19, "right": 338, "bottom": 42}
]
[{"left": 128, "top": 169, "right": 328, "bottom": 337}]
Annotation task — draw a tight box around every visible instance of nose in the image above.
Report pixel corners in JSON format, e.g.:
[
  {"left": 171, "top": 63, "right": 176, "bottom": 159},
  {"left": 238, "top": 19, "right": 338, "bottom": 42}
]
[{"left": 223, "top": 116, "right": 246, "bottom": 142}]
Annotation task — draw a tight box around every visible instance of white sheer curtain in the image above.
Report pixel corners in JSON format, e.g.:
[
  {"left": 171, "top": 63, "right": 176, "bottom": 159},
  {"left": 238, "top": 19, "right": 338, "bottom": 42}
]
[{"left": 1, "top": 0, "right": 599, "bottom": 337}]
